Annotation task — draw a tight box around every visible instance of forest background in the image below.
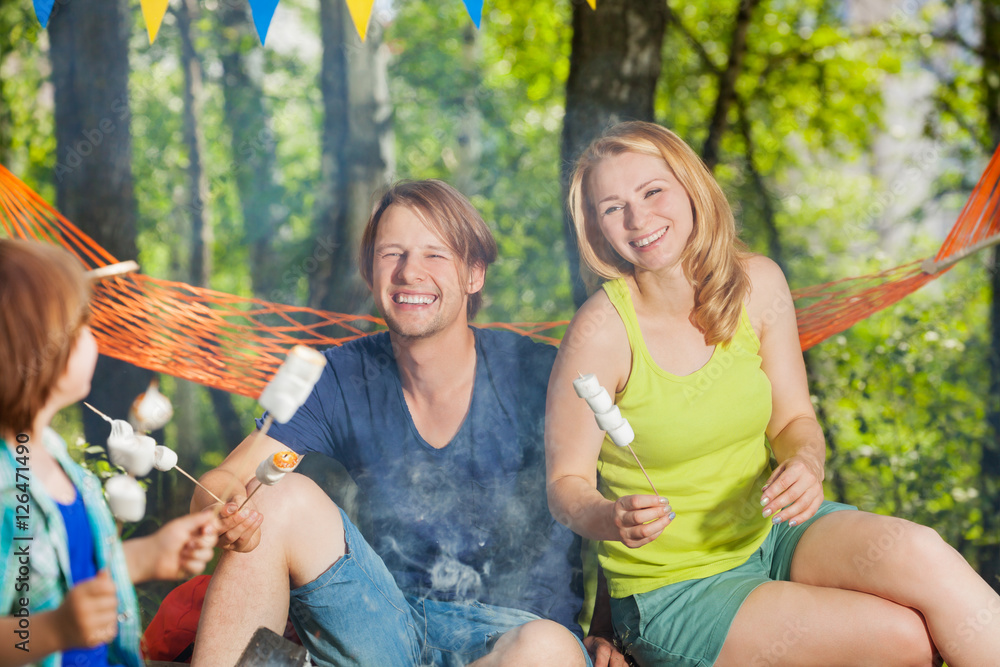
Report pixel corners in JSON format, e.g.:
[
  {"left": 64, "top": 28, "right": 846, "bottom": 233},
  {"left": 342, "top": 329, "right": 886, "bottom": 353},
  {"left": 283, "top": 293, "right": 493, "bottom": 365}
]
[{"left": 2, "top": 0, "right": 1000, "bottom": 626}]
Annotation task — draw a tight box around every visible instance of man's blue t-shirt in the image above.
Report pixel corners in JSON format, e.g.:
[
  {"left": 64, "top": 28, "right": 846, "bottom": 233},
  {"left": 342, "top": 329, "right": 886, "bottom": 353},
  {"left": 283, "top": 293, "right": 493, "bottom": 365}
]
[{"left": 260, "top": 327, "right": 584, "bottom": 637}]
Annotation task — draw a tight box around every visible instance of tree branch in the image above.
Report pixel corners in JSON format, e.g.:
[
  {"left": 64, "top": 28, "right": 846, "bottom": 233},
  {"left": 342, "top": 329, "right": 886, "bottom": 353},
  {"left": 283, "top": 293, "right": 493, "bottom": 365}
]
[
  {"left": 702, "top": 0, "right": 762, "bottom": 171},
  {"left": 663, "top": 1, "right": 722, "bottom": 75}
]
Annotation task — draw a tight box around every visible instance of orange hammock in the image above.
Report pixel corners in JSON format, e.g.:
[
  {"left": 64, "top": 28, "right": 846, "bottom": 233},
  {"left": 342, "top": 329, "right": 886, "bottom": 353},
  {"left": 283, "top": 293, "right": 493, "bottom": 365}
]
[{"left": 2, "top": 147, "right": 1000, "bottom": 398}]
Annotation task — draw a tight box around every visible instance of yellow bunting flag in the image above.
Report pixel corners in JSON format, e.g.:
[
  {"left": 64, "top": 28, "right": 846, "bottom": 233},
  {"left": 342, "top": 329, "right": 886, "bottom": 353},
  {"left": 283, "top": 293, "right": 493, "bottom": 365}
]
[
  {"left": 140, "top": 0, "right": 170, "bottom": 43},
  {"left": 586, "top": 0, "right": 596, "bottom": 8},
  {"left": 345, "top": 0, "right": 376, "bottom": 41}
]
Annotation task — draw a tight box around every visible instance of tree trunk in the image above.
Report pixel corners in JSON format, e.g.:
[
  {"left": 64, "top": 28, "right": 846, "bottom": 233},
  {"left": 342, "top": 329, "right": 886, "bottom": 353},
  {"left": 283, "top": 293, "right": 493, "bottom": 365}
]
[
  {"left": 177, "top": 0, "right": 211, "bottom": 288},
  {"left": 177, "top": 0, "right": 246, "bottom": 455},
  {"left": 560, "top": 0, "right": 667, "bottom": 306},
  {"left": 217, "top": 0, "right": 286, "bottom": 303},
  {"left": 701, "top": 0, "right": 762, "bottom": 171},
  {"left": 48, "top": 0, "right": 152, "bottom": 449},
  {"left": 980, "top": 0, "right": 1000, "bottom": 592},
  {"left": 309, "top": 0, "right": 393, "bottom": 315}
]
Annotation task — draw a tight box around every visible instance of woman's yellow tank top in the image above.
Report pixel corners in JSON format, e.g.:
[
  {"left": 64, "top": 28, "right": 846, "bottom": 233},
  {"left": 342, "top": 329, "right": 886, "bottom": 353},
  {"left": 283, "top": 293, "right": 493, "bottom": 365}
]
[{"left": 599, "top": 278, "right": 774, "bottom": 598}]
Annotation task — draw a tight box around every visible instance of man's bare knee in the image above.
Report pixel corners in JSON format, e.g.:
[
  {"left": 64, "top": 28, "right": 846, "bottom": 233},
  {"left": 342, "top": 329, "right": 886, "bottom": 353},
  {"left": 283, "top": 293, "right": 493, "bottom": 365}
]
[{"left": 250, "top": 473, "right": 347, "bottom": 586}]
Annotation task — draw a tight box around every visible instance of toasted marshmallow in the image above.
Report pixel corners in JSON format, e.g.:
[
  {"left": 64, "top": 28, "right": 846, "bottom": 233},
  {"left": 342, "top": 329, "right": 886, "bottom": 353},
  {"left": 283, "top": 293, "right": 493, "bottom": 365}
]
[
  {"left": 129, "top": 379, "right": 173, "bottom": 433},
  {"left": 255, "top": 450, "right": 302, "bottom": 486}
]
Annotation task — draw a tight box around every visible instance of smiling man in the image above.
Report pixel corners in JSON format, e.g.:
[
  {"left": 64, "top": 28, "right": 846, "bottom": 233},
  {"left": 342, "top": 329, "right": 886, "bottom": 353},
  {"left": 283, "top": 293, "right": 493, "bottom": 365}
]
[{"left": 190, "top": 180, "right": 615, "bottom": 667}]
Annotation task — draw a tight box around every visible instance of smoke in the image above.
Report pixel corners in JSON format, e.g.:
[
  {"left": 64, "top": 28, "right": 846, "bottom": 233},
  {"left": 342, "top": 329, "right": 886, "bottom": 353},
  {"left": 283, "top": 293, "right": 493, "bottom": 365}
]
[{"left": 428, "top": 556, "right": 483, "bottom": 602}]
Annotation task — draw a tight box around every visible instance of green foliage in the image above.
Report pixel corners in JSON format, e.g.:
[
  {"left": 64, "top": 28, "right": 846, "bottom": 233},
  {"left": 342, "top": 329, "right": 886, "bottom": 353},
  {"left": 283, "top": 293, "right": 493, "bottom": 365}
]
[
  {"left": 3, "top": 0, "right": 999, "bottom": 583},
  {"left": 0, "top": 1, "right": 55, "bottom": 200},
  {"left": 811, "top": 259, "right": 990, "bottom": 550}
]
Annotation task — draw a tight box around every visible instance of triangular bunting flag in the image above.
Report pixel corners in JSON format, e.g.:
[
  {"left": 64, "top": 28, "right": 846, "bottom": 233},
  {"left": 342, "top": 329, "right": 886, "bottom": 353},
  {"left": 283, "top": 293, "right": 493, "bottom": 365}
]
[
  {"left": 463, "top": 0, "right": 484, "bottom": 28},
  {"left": 586, "top": 0, "right": 596, "bottom": 8},
  {"left": 345, "top": 0, "right": 375, "bottom": 41},
  {"left": 140, "top": 0, "right": 170, "bottom": 43},
  {"left": 248, "top": 0, "right": 281, "bottom": 44},
  {"left": 33, "top": 0, "right": 55, "bottom": 27}
]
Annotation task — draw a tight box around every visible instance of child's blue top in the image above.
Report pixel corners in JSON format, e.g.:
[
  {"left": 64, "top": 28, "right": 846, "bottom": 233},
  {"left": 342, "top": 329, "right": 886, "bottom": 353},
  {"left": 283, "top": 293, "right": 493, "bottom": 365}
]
[
  {"left": 57, "top": 492, "right": 109, "bottom": 666},
  {"left": 259, "top": 327, "right": 585, "bottom": 637}
]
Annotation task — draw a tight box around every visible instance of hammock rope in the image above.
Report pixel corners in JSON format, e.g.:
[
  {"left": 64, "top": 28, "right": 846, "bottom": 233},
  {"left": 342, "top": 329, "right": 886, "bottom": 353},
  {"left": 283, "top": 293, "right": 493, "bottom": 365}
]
[{"left": 2, "top": 143, "right": 999, "bottom": 397}]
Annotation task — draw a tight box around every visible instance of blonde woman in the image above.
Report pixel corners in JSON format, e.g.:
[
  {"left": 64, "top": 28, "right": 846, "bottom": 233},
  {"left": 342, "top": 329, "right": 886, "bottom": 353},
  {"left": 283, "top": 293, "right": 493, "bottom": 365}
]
[{"left": 545, "top": 121, "right": 1000, "bottom": 667}]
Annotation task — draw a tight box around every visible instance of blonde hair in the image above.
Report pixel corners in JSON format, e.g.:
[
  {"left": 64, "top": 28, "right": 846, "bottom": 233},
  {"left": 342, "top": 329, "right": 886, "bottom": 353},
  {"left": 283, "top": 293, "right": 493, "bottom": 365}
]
[
  {"left": 568, "top": 121, "right": 750, "bottom": 345},
  {"left": 359, "top": 180, "right": 498, "bottom": 319},
  {"left": 0, "top": 240, "right": 91, "bottom": 435}
]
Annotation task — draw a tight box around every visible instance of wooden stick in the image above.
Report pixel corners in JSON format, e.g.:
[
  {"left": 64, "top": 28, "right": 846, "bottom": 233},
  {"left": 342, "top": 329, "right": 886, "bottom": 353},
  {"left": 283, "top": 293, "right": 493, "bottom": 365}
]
[
  {"left": 83, "top": 401, "right": 113, "bottom": 423},
  {"left": 237, "top": 481, "right": 264, "bottom": 511},
  {"left": 175, "top": 464, "right": 226, "bottom": 506},
  {"left": 626, "top": 444, "right": 658, "bottom": 497},
  {"left": 84, "top": 260, "right": 139, "bottom": 282}
]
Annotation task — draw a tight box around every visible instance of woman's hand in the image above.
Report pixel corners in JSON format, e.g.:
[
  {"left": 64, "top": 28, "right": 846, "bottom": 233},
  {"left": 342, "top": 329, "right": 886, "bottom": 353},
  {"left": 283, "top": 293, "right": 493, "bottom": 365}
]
[
  {"left": 760, "top": 454, "right": 824, "bottom": 527},
  {"left": 613, "top": 494, "right": 674, "bottom": 548}
]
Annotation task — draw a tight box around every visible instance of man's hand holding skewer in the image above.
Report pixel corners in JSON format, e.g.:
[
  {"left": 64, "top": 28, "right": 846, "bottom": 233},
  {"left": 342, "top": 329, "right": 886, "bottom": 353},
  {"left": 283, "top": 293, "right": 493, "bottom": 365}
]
[{"left": 215, "top": 494, "right": 264, "bottom": 553}]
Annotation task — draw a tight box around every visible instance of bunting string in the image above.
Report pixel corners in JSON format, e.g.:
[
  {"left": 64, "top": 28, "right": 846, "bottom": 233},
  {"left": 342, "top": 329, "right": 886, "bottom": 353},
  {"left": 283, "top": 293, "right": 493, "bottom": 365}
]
[{"left": 30, "top": 0, "right": 599, "bottom": 44}]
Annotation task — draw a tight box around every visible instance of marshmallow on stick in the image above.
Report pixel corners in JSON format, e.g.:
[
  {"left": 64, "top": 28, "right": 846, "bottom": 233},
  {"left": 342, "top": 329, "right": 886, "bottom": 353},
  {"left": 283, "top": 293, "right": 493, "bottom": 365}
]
[
  {"left": 85, "top": 402, "right": 225, "bottom": 508},
  {"left": 86, "top": 402, "right": 155, "bottom": 477},
  {"left": 129, "top": 378, "right": 174, "bottom": 433},
  {"left": 232, "top": 346, "right": 324, "bottom": 510},
  {"left": 239, "top": 450, "right": 304, "bottom": 509},
  {"left": 105, "top": 474, "right": 146, "bottom": 523},
  {"left": 572, "top": 373, "right": 658, "bottom": 496},
  {"left": 258, "top": 345, "right": 328, "bottom": 424}
]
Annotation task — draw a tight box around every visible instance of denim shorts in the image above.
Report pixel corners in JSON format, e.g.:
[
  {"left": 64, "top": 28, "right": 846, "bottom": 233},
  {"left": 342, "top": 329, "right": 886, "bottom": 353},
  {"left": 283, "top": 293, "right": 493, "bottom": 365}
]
[
  {"left": 610, "top": 500, "right": 856, "bottom": 667},
  {"left": 288, "top": 507, "right": 593, "bottom": 667}
]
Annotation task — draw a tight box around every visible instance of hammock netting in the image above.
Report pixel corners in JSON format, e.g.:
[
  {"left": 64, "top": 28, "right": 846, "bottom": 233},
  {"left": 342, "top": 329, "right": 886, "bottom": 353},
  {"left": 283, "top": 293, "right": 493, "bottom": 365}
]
[{"left": 2, "top": 145, "right": 1000, "bottom": 398}]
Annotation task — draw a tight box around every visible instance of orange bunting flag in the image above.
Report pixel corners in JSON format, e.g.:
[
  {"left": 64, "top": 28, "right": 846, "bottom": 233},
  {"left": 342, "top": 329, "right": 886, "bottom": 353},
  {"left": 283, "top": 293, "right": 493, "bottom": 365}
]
[
  {"left": 345, "top": 0, "right": 376, "bottom": 41},
  {"left": 140, "top": 0, "right": 170, "bottom": 43}
]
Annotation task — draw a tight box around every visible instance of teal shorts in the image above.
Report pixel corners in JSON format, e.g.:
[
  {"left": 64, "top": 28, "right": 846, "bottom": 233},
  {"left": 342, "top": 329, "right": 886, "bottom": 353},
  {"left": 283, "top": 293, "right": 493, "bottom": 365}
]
[{"left": 609, "top": 500, "right": 856, "bottom": 667}]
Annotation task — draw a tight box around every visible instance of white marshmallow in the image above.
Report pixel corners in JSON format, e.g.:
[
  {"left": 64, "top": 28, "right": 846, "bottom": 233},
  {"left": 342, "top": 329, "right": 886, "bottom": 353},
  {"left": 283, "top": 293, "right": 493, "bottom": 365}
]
[
  {"left": 258, "top": 345, "right": 327, "bottom": 424},
  {"left": 572, "top": 374, "right": 601, "bottom": 398},
  {"left": 105, "top": 474, "right": 146, "bottom": 522},
  {"left": 255, "top": 450, "right": 302, "bottom": 486},
  {"left": 107, "top": 429, "right": 155, "bottom": 477},
  {"left": 129, "top": 380, "right": 173, "bottom": 432},
  {"left": 607, "top": 420, "right": 635, "bottom": 448},
  {"left": 153, "top": 445, "right": 178, "bottom": 472},
  {"left": 595, "top": 405, "right": 626, "bottom": 432},
  {"left": 584, "top": 388, "right": 614, "bottom": 415}
]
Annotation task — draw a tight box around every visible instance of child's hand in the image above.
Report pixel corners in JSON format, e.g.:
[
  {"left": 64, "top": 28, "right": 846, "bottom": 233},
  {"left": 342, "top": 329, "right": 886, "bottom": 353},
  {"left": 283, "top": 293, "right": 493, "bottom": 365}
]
[
  {"left": 152, "top": 510, "right": 220, "bottom": 579},
  {"left": 124, "top": 510, "right": 219, "bottom": 583},
  {"left": 57, "top": 569, "right": 119, "bottom": 648}
]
